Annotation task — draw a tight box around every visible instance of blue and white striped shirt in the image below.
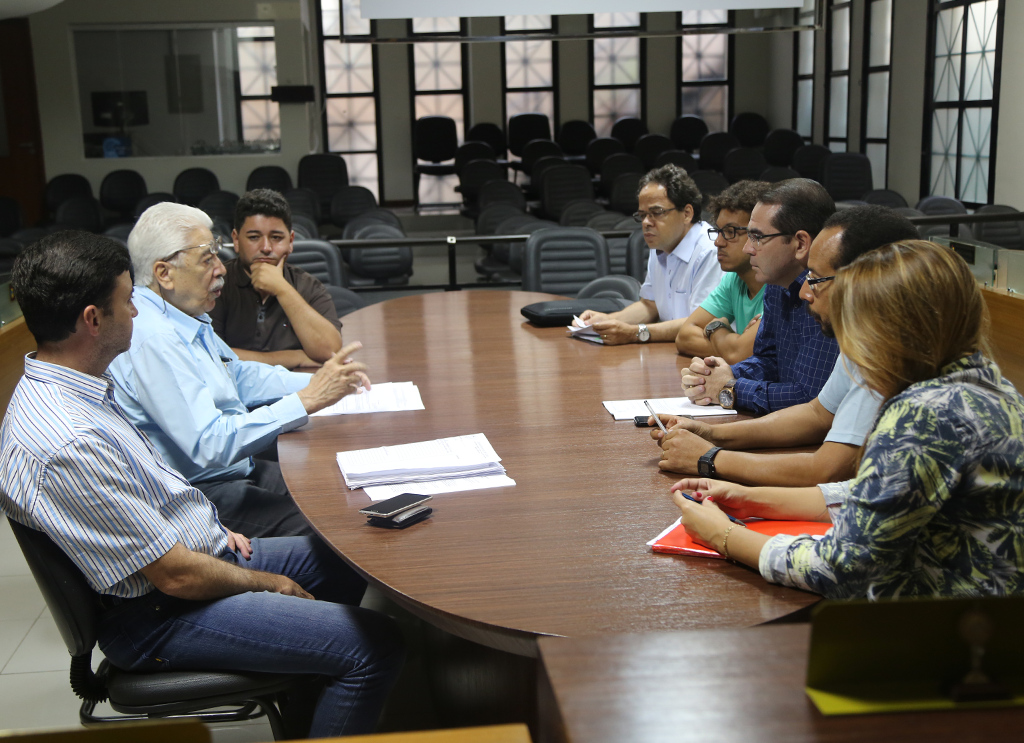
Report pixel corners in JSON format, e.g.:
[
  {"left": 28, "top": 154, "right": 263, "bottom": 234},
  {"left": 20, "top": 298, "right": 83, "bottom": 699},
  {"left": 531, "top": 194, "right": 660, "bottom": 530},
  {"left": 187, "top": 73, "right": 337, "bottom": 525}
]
[{"left": 0, "top": 356, "right": 228, "bottom": 598}]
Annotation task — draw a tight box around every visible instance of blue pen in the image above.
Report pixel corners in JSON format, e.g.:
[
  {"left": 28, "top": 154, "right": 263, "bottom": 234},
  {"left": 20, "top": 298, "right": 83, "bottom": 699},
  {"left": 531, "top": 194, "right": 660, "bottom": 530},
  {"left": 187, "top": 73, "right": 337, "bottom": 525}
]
[{"left": 677, "top": 490, "right": 745, "bottom": 526}]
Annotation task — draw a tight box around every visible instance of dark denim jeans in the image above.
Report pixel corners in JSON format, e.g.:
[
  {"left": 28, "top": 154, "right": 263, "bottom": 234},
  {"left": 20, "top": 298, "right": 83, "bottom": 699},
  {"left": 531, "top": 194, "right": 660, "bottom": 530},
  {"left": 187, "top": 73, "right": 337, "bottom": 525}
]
[{"left": 97, "top": 536, "right": 405, "bottom": 738}]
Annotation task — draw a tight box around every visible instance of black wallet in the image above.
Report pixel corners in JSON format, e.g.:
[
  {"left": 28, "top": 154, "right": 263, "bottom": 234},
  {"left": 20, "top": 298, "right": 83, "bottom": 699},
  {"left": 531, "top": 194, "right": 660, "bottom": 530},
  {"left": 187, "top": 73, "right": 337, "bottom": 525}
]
[
  {"left": 367, "top": 507, "right": 433, "bottom": 529},
  {"left": 520, "top": 297, "right": 630, "bottom": 327}
]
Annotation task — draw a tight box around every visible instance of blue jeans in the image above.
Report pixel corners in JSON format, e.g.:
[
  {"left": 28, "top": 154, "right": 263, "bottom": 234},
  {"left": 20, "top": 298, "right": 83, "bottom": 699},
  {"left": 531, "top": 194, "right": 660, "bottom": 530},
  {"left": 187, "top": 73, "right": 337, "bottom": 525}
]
[{"left": 97, "top": 536, "right": 405, "bottom": 738}]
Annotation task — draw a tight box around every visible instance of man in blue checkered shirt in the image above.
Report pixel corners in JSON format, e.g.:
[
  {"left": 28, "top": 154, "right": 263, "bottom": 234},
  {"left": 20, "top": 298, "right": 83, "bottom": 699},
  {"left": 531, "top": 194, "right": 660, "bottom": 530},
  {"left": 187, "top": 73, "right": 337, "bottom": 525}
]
[{"left": 680, "top": 179, "right": 839, "bottom": 416}]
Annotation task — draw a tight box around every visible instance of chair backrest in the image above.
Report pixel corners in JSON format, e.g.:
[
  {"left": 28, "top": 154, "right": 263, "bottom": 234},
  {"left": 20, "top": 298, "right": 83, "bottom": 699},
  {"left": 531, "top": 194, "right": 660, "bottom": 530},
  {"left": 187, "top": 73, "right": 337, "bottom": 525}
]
[
  {"left": 531, "top": 156, "right": 570, "bottom": 192},
  {"left": 587, "top": 211, "right": 629, "bottom": 231},
  {"left": 633, "top": 134, "right": 673, "bottom": 170},
  {"left": 559, "top": 200, "right": 605, "bottom": 227},
  {"left": 0, "top": 238, "right": 22, "bottom": 274},
  {"left": 414, "top": 116, "right": 459, "bottom": 163},
  {"left": 103, "top": 223, "right": 134, "bottom": 243},
  {"left": 45, "top": 174, "right": 93, "bottom": 217},
  {"left": 284, "top": 187, "right": 322, "bottom": 222},
  {"left": 670, "top": 115, "right": 709, "bottom": 153},
  {"left": 729, "top": 112, "right": 771, "bottom": 147},
  {"left": 600, "top": 153, "right": 645, "bottom": 192},
  {"left": 974, "top": 204, "right": 1024, "bottom": 250},
  {"left": 698, "top": 132, "right": 741, "bottom": 173},
  {"left": 7, "top": 516, "right": 99, "bottom": 657},
  {"left": 723, "top": 147, "right": 769, "bottom": 185},
  {"left": 346, "top": 242, "right": 414, "bottom": 281},
  {"left": 577, "top": 274, "right": 642, "bottom": 301},
  {"left": 585, "top": 137, "right": 626, "bottom": 175},
  {"left": 625, "top": 228, "right": 649, "bottom": 281},
  {"left": 760, "top": 166, "right": 800, "bottom": 183},
  {"left": 522, "top": 139, "right": 563, "bottom": 175},
  {"left": 247, "top": 165, "right": 293, "bottom": 193},
  {"left": 0, "top": 196, "right": 22, "bottom": 237},
  {"left": 654, "top": 149, "right": 697, "bottom": 173},
  {"left": 558, "top": 120, "right": 598, "bottom": 156},
  {"left": 522, "top": 227, "right": 610, "bottom": 295},
  {"left": 479, "top": 179, "right": 527, "bottom": 212},
  {"left": 763, "top": 128, "right": 805, "bottom": 166},
  {"left": 100, "top": 170, "right": 148, "bottom": 216},
  {"left": 53, "top": 195, "right": 102, "bottom": 233},
  {"left": 862, "top": 189, "right": 909, "bottom": 208},
  {"left": 690, "top": 170, "right": 731, "bottom": 206},
  {"left": 822, "top": 152, "right": 874, "bottom": 202},
  {"left": 791, "top": 144, "right": 832, "bottom": 182},
  {"left": 609, "top": 173, "right": 643, "bottom": 215},
  {"left": 610, "top": 117, "right": 648, "bottom": 152},
  {"left": 135, "top": 192, "right": 179, "bottom": 219},
  {"left": 291, "top": 213, "right": 320, "bottom": 240},
  {"left": 10, "top": 226, "right": 53, "bottom": 248},
  {"left": 342, "top": 211, "right": 405, "bottom": 239},
  {"left": 493, "top": 215, "right": 550, "bottom": 268},
  {"left": 467, "top": 122, "right": 507, "bottom": 159},
  {"left": 326, "top": 285, "right": 366, "bottom": 317},
  {"left": 508, "top": 113, "right": 552, "bottom": 157},
  {"left": 455, "top": 141, "right": 497, "bottom": 175},
  {"left": 459, "top": 160, "right": 506, "bottom": 202},
  {"left": 297, "top": 154, "right": 349, "bottom": 215},
  {"left": 173, "top": 168, "right": 220, "bottom": 207},
  {"left": 477, "top": 203, "right": 526, "bottom": 234},
  {"left": 290, "top": 240, "right": 343, "bottom": 285},
  {"left": 197, "top": 191, "right": 240, "bottom": 226},
  {"left": 915, "top": 195, "right": 968, "bottom": 216},
  {"left": 330, "top": 185, "right": 378, "bottom": 228},
  {"left": 541, "top": 165, "right": 595, "bottom": 221}
]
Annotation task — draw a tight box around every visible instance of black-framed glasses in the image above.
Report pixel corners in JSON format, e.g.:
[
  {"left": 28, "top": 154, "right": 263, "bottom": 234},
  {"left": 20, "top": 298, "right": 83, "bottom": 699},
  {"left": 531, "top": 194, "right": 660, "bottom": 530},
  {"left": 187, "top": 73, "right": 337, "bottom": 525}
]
[
  {"left": 632, "top": 207, "right": 679, "bottom": 223},
  {"left": 805, "top": 274, "right": 835, "bottom": 292},
  {"left": 708, "top": 226, "right": 748, "bottom": 241},
  {"left": 747, "top": 231, "right": 793, "bottom": 247}
]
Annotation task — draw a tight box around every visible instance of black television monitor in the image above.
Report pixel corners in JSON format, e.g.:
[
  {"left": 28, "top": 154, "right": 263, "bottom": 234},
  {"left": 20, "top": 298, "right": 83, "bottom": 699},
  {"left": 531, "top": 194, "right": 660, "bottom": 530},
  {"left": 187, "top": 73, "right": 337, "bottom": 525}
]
[{"left": 91, "top": 91, "right": 149, "bottom": 128}]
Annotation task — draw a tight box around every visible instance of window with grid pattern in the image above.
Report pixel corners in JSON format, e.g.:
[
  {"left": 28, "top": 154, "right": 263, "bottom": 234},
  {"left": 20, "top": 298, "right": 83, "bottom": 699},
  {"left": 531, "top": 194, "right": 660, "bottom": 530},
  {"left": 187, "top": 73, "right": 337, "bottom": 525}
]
[
  {"left": 237, "top": 27, "right": 281, "bottom": 145},
  {"left": 824, "top": 0, "right": 851, "bottom": 153},
  {"left": 503, "top": 16, "right": 556, "bottom": 128},
  {"left": 590, "top": 13, "right": 642, "bottom": 138},
  {"left": 679, "top": 11, "right": 731, "bottom": 133},
  {"left": 792, "top": 6, "right": 816, "bottom": 140},
  {"left": 861, "top": 0, "right": 893, "bottom": 188}
]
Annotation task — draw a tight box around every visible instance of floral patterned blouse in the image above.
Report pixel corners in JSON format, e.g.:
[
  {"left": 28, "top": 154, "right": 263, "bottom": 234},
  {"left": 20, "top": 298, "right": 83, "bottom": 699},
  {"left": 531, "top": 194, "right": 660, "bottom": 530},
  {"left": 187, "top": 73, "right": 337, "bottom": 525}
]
[{"left": 759, "top": 352, "right": 1024, "bottom": 599}]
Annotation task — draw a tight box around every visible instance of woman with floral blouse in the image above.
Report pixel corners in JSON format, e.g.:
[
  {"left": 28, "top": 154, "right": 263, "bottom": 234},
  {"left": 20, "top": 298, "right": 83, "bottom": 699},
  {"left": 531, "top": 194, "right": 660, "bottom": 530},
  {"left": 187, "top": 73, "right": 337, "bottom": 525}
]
[{"left": 674, "top": 239, "right": 1024, "bottom": 599}]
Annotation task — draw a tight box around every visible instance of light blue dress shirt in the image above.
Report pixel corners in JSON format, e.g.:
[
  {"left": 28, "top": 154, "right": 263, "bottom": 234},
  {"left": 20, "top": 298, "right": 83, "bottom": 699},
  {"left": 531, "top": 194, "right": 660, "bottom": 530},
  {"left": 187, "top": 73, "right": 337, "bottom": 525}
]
[
  {"left": 818, "top": 354, "right": 882, "bottom": 446},
  {"left": 638, "top": 221, "right": 723, "bottom": 322},
  {"left": 109, "top": 287, "right": 311, "bottom": 485}
]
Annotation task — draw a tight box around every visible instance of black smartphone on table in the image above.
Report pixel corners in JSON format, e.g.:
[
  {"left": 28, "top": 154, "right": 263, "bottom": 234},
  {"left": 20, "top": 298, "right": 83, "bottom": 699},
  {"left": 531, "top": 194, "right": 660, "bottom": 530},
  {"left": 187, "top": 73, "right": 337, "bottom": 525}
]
[{"left": 359, "top": 493, "right": 432, "bottom": 518}]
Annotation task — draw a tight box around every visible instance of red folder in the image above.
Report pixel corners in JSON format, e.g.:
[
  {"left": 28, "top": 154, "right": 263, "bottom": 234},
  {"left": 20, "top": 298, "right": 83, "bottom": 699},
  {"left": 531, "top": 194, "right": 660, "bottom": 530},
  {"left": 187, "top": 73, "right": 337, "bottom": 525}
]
[{"left": 649, "top": 518, "right": 832, "bottom": 559}]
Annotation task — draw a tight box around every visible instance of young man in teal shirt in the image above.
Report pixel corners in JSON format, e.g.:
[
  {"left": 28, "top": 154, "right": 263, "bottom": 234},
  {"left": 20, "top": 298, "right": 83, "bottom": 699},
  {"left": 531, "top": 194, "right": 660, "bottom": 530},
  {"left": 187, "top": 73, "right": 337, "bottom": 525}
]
[{"left": 674, "top": 180, "right": 770, "bottom": 364}]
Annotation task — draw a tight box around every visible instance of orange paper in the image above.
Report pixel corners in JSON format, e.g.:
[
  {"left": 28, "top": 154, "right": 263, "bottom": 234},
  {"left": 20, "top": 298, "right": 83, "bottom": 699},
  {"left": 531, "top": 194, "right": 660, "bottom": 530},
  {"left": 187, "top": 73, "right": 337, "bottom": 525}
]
[{"left": 651, "top": 519, "right": 832, "bottom": 559}]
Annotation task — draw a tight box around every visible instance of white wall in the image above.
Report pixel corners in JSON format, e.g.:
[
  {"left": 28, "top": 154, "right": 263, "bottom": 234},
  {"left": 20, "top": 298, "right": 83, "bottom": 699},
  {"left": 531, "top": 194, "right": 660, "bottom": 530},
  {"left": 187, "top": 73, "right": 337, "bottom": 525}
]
[
  {"left": 885, "top": 0, "right": 927, "bottom": 203},
  {"left": 994, "top": 0, "right": 1024, "bottom": 208}
]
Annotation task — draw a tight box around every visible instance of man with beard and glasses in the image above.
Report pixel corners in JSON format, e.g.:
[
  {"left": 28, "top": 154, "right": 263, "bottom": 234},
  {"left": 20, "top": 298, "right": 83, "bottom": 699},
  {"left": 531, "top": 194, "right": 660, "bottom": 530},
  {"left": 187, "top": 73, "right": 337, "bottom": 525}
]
[
  {"left": 650, "top": 206, "right": 919, "bottom": 487},
  {"left": 109, "top": 203, "right": 372, "bottom": 538}
]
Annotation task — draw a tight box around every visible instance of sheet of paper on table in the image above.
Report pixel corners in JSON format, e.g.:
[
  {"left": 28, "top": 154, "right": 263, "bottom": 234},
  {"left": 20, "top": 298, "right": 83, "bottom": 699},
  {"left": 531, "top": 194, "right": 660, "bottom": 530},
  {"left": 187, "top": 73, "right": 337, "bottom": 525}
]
[
  {"left": 310, "top": 381, "right": 425, "bottom": 417},
  {"left": 602, "top": 397, "right": 738, "bottom": 420},
  {"left": 336, "top": 432, "right": 506, "bottom": 489},
  {"left": 566, "top": 316, "right": 604, "bottom": 344},
  {"left": 362, "top": 474, "right": 517, "bottom": 501}
]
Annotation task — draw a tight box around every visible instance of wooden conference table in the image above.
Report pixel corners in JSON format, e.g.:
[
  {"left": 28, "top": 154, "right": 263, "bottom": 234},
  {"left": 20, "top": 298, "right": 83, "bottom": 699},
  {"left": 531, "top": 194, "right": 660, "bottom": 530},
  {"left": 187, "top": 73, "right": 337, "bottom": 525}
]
[{"left": 279, "top": 290, "right": 818, "bottom": 657}]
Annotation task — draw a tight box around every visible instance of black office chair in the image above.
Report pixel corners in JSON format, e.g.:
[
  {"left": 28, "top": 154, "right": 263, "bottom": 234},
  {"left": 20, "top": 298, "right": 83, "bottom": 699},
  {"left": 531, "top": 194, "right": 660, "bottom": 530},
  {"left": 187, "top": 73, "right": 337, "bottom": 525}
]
[
  {"left": 584, "top": 137, "right": 626, "bottom": 176},
  {"left": 508, "top": 113, "right": 552, "bottom": 160},
  {"left": 455, "top": 141, "right": 497, "bottom": 176},
  {"left": 763, "top": 129, "right": 805, "bottom": 167},
  {"left": 477, "top": 211, "right": 541, "bottom": 277},
  {"left": 791, "top": 144, "right": 832, "bottom": 183},
  {"left": 326, "top": 285, "right": 366, "bottom": 317},
  {"left": 698, "top": 132, "right": 741, "bottom": 173},
  {"left": 477, "top": 203, "right": 525, "bottom": 234},
  {"left": 291, "top": 214, "right": 320, "bottom": 240},
  {"left": 100, "top": 170, "right": 148, "bottom": 222},
  {"left": 198, "top": 191, "right": 241, "bottom": 228},
  {"left": 173, "top": 168, "right": 220, "bottom": 207},
  {"left": 861, "top": 189, "right": 908, "bottom": 208},
  {"left": 599, "top": 153, "right": 645, "bottom": 199},
  {"left": 247, "top": 166, "right": 293, "bottom": 194},
  {"left": 0, "top": 237, "right": 23, "bottom": 274},
  {"left": 729, "top": 112, "right": 771, "bottom": 148},
  {"left": 55, "top": 196, "right": 104, "bottom": 233},
  {"left": 654, "top": 149, "right": 697, "bottom": 173},
  {"left": 916, "top": 195, "right": 968, "bottom": 216},
  {"left": 577, "top": 274, "right": 642, "bottom": 301},
  {"left": 284, "top": 188, "right": 322, "bottom": 223},
  {"left": 974, "top": 205, "right": 1024, "bottom": 250},
  {"left": 6, "top": 516, "right": 299, "bottom": 737},
  {"left": 609, "top": 173, "right": 643, "bottom": 216},
  {"left": 104, "top": 223, "right": 134, "bottom": 245},
  {"left": 345, "top": 224, "right": 413, "bottom": 287},
  {"left": 723, "top": 148, "right": 769, "bottom": 185},
  {"left": 521, "top": 139, "right": 563, "bottom": 177},
  {"left": 822, "top": 152, "right": 874, "bottom": 202},
  {"left": 467, "top": 122, "right": 507, "bottom": 160},
  {"left": 290, "top": 240, "right": 344, "bottom": 286},
  {"left": 610, "top": 117, "right": 648, "bottom": 153},
  {"left": 529, "top": 156, "right": 570, "bottom": 198},
  {"left": 478, "top": 179, "right": 527, "bottom": 212},
  {"left": 45, "top": 174, "right": 93, "bottom": 220},
  {"left": 587, "top": 211, "right": 628, "bottom": 232},
  {"left": 0, "top": 196, "right": 23, "bottom": 237},
  {"left": 412, "top": 116, "right": 459, "bottom": 206},
  {"left": 559, "top": 200, "right": 605, "bottom": 227},
  {"left": 625, "top": 228, "right": 649, "bottom": 281},
  {"left": 760, "top": 166, "right": 800, "bottom": 183},
  {"left": 521, "top": 227, "right": 610, "bottom": 296},
  {"left": 134, "top": 192, "right": 179, "bottom": 219},
  {"left": 670, "top": 115, "right": 709, "bottom": 153},
  {"left": 297, "top": 154, "right": 349, "bottom": 216},
  {"left": 330, "top": 186, "right": 378, "bottom": 228},
  {"left": 541, "top": 165, "right": 595, "bottom": 221},
  {"left": 9, "top": 226, "right": 54, "bottom": 248},
  {"left": 494, "top": 215, "right": 556, "bottom": 275},
  {"left": 690, "top": 170, "right": 731, "bottom": 206},
  {"left": 342, "top": 211, "right": 405, "bottom": 240},
  {"left": 633, "top": 134, "right": 673, "bottom": 171},
  {"left": 558, "top": 120, "right": 598, "bottom": 160},
  {"left": 458, "top": 160, "right": 505, "bottom": 212}
]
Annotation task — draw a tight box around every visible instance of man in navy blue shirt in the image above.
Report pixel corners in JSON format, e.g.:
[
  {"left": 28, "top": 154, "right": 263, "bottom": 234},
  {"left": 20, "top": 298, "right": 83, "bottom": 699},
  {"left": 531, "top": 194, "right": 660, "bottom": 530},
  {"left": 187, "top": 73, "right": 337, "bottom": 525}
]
[{"left": 681, "top": 179, "right": 839, "bottom": 418}]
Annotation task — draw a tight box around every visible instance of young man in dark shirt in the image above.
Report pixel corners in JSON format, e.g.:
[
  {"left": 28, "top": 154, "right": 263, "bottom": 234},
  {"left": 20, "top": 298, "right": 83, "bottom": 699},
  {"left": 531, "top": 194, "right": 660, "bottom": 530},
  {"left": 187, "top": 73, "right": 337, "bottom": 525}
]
[{"left": 210, "top": 189, "right": 342, "bottom": 369}]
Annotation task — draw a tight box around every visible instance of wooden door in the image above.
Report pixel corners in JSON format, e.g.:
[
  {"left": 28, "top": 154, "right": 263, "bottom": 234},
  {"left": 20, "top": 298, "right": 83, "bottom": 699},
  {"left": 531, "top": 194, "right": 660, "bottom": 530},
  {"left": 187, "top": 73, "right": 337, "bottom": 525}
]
[{"left": 0, "top": 18, "right": 46, "bottom": 227}]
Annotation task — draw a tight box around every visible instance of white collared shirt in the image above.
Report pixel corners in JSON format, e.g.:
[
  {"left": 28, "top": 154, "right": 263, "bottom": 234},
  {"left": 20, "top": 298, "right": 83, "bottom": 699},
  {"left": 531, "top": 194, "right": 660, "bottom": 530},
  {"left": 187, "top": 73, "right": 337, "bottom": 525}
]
[{"left": 639, "top": 221, "right": 723, "bottom": 322}]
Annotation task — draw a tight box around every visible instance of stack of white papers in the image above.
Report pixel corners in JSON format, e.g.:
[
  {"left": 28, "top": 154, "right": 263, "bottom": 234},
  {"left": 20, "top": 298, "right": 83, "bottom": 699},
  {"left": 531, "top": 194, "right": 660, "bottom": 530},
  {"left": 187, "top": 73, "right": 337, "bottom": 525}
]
[
  {"left": 363, "top": 474, "right": 517, "bottom": 502},
  {"left": 566, "top": 316, "right": 603, "bottom": 344},
  {"left": 337, "top": 433, "right": 507, "bottom": 490},
  {"left": 602, "top": 397, "right": 738, "bottom": 419},
  {"left": 310, "top": 382, "right": 425, "bottom": 417}
]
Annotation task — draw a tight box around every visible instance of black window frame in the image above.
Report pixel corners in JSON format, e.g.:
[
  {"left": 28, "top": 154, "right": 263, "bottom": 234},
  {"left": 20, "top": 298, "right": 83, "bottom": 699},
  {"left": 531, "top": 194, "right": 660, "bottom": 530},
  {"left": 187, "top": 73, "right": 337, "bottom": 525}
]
[
  {"left": 859, "top": 0, "right": 894, "bottom": 188},
  {"left": 791, "top": 5, "right": 817, "bottom": 142},
  {"left": 675, "top": 11, "right": 735, "bottom": 134},
  {"left": 500, "top": 15, "right": 560, "bottom": 136},
  {"left": 823, "top": 0, "right": 852, "bottom": 152},
  {"left": 588, "top": 13, "right": 648, "bottom": 134}
]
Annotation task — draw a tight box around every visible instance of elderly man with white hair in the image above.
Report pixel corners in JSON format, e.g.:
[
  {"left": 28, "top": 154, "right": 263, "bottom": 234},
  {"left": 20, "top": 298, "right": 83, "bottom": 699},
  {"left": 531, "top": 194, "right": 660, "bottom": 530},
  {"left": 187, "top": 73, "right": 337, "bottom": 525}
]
[{"left": 109, "top": 202, "right": 367, "bottom": 538}]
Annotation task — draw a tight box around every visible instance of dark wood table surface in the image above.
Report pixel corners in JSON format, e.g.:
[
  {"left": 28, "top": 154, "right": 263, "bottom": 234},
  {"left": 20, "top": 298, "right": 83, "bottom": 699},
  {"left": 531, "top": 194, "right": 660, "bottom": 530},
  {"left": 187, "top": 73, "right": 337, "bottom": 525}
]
[
  {"left": 279, "top": 291, "right": 818, "bottom": 657},
  {"left": 537, "top": 625, "right": 1024, "bottom": 743}
]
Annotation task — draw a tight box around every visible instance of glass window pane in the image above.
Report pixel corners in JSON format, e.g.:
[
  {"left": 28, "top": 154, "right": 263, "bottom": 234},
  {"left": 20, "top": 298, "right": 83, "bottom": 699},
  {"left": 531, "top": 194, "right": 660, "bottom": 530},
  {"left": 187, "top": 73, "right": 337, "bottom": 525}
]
[
  {"left": 506, "top": 90, "right": 554, "bottom": 124},
  {"left": 323, "top": 42, "right": 374, "bottom": 94},
  {"left": 933, "top": 7, "right": 964, "bottom": 103},
  {"left": 593, "top": 37, "right": 640, "bottom": 86},
  {"left": 831, "top": 6, "right": 850, "bottom": 72},
  {"left": 796, "top": 78, "right": 813, "bottom": 137},
  {"left": 681, "top": 85, "right": 727, "bottom": 133},
  {"left": 930, "top": 108, "right": 958, "bottom": 198},
  {"left": 505, "top": 15, "right": 551, "bottom": 31},
  {"left": 682, "top": 33, "right": 726, "bottom": 82},
  {"left": 240, "top": 99, "right": 280, "bottom": 142},
  {"left": 321, "top": 1, "right": 340, "bottom": 37},
  {"left": 829, "top": 75, "right": 848, "bottom": 139},
  {"left": 342, "top": 152, "right": 378, "bottom": 199},
  {"left": 415, "top": 93, "right": 464, "bottom": 142},
  {"left": 505, "top": 39, "right": 552, "bottom": 89},
  {"left": 413, "top": 17, "right": 461, "bottom": 34},
  {"left": 681, "top": 10, "right": 727, "bottom": 25},
  {"left": 964, "top": 0, "right": 998, "bottom": 101},
  {"left": 960, "top": 106, "right": 991, "bottom": 203},
  {"left": 868, "top": 0, "right": 892, "bottom": 67},
  {"left": 828, "top": 141, "right": 847, "bottom": 153},
  {"left": 238, "top": 38, "right": 277, "bottom": 96},
  {"left": 326, "top": 96, "right": 377, "bottom": 152},
  {"left": 865, "top": 142, "right": 887, "bottom": 188},
  {"left": 342, "top": 0, "right": 371, "bottom": 36},
  {"left": 594, "top": 13, "right": 640, "bottom": 29},
  {"left": 237, "top": 26, "right": 274, "bottom": 38},
  {"left": 414, "top": 42, "right": 463, "bottom": 91},
  {"left": 593, "top": 87, "right": 639, "bottom": 137},
  {"left": 865, "top": 71, "right": 889, "bottom": 139},
  {"left": 798, "top": 30, "right": 814, "bottom": 77}
]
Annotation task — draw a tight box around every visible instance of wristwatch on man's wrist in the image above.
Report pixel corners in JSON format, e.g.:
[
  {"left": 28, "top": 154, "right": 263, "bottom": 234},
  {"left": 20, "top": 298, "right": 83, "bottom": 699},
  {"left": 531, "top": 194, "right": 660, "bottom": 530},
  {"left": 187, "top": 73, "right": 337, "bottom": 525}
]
[
  {"left": 718, "top": 379, "right": 737, "bottom": 410},
  {"left": 697, "top": 446, "right": 723, "bottom": 478},
  {"left": 703, "top": 319, "right": 730, "bottom": 340},
  {"left": 636, "top": 323, "right": 651, "bottom": 343}
]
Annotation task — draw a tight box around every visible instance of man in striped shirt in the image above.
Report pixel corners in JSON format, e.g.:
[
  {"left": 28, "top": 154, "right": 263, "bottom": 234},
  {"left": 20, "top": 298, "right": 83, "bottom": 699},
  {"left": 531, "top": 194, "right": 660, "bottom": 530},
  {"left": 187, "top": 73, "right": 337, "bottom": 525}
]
[{"left": 0, "top": 232, "right": 404, "bottom": 737}]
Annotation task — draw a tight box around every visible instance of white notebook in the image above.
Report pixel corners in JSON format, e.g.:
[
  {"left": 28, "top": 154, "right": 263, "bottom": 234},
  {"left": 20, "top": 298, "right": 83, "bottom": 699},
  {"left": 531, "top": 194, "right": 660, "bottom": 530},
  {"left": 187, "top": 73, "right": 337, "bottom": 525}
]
[
  {"left": 310, "top": 381, "right": 424, "bottom": 417},
  {"left": 602, "top": 397, "right": 738, "bottom": 420}
]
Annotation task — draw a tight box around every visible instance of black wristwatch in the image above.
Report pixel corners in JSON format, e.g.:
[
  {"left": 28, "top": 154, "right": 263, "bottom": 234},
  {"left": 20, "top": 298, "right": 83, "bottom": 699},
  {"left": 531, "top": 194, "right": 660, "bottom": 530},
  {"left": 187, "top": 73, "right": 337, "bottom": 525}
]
[
  {"left": 703, "top": 319, "right": 730, "bottom": 340},
  {"left": 697, "top": 447, "right": 723, "bottom": 478}
]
